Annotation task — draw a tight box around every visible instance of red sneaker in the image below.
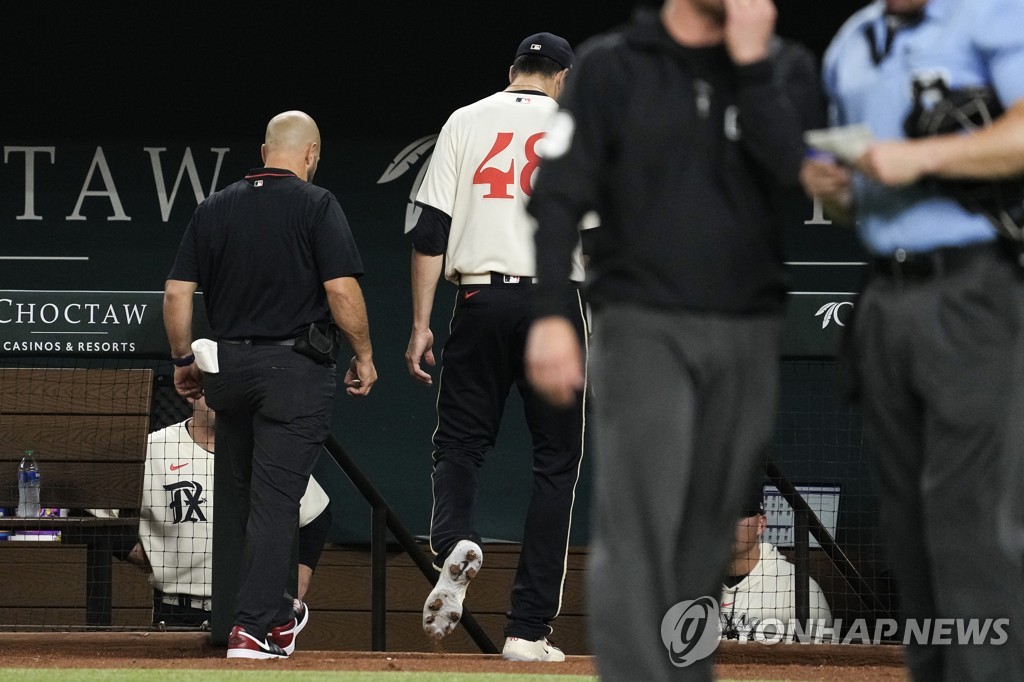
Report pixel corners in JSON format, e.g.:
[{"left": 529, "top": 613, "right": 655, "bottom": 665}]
[
  {"left": 267, "top": 599, "right": 309, "bottom": 655},
  {"left": 226, "top": 625, "right": 287, "bottom": 659}
]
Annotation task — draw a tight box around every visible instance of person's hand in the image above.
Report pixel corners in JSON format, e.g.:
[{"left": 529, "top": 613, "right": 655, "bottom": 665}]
[
  {"left": 127, "top": 542, "right": 152, "bottom": 573},
  {"left": 723, "top": 0, "right": 777, "bottom": 65},
  {"left": 855, "top": 140, "right": 929, "bottom": 186},
  {"left": 345, "top": 355, "right": 377, "bottom": 396},
  {"left": 405, "top": 327, "right": 436, "bottom": 386},
  {"left": 525, "top": 316, "right": 584, "bottom": 408},
  {"left": 800, "top": 154, "right": 853, "bottom": 205},
  {"left": 173, "top": 364, "right": 203, "bottom": 400}
]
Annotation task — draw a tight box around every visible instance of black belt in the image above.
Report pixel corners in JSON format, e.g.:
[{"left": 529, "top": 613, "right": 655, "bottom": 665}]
[
  {"left": 155, "top": 592, "right": 211, "bottom": 611},
  {"left": 459, "top": 272, "right": 537, "bottom": 286},
  {"left": 871, "top": 241, "right": 1005, "bottom": 281},
  {"left": 220, "top": 337, "right": 297, "bottom": 346}
]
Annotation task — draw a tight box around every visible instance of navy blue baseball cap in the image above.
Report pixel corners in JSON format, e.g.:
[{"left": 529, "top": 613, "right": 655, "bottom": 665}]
[
  {"left": 516, "top": 32, "right": 574, "bottom": 69},
  {"left": 741, "top": 489, "right": 766, "bottom": 517}
]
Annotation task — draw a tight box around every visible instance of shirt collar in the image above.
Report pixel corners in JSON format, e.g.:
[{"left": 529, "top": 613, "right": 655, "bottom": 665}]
[
  {"left": 244, "top": 167, "right": 297, "bottom": 179},
  {"left": 506, "top": 88, "right": 547, "bottom": 97},
  {"left": 877, "top": 0, "right": 947, "bottom": 22}
]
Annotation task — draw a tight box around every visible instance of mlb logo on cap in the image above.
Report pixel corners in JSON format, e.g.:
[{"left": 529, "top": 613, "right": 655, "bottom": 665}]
[{"left": 515, "top": 32, "right": 574, "bottom": 69}]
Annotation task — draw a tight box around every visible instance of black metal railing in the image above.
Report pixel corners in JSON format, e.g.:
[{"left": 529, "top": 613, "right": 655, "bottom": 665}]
[
  {"left": 764, "top": 459, "right": 892, "bottom": 622},
  {"left": 324, "top": 435, "right": 498, "bottom": 653}
]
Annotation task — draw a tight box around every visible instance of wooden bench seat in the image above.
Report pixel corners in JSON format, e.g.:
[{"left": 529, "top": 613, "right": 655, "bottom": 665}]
[{"left": 0, "top": 367, "right": 152, "bottom": 626}]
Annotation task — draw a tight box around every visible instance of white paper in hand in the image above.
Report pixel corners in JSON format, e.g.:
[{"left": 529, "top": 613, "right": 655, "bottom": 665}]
[
  {"left": 804, "top": 125, "right": 874, "bottom": 164},
  {"left": 191, "top": 338, "right": 219, "bottom": 374}
]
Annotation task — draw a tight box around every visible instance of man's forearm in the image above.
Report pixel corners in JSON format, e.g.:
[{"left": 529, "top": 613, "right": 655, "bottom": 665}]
[
  {"left": 737, "top": 63, "right": 810, "bottom": 188},
  {"left": 531, "top": 201, "right": 579, "bottom": 317},
  {"left": 163, "top": 279, "right": 198, "bottom": 357},
  {"left": 325, "top": 277, "right": 373, "bottom": 361},
  {"left": 411, "top": 250, "right": 443, "bottom": 331},
  {"left": 921, "top": 98, "right": 1024, "bottom": 180}
]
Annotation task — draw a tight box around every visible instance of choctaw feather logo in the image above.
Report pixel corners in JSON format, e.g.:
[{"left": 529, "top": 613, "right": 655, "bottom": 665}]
[
  {"left": 815, "top": 301, "right": 854, "bottom": 328},
  {"left": 377, "top": 134, "right": 438, "bottom": 233}
]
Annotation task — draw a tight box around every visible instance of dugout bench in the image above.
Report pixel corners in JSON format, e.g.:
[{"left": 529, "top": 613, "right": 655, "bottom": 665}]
[{"left": 0, "top": 367, "right": 151, "bottom": 626}]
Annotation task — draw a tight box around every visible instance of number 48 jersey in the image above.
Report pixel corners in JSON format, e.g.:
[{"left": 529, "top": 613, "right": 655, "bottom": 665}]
[{"left": 416, "top": 91, "right": 587, "bottom": 284}]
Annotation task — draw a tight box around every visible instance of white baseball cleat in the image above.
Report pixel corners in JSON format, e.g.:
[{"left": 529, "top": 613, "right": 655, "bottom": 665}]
[
  {"left": 501, "top": 636, "right": 566, "bottom": 662},
  {"left": 422, "top": 539, "right": 483, "bottom": 639}
]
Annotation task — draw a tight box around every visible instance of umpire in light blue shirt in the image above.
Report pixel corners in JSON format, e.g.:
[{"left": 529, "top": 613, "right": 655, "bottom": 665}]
[{"left": 802, "top": 1, "right": 1024, "bottom": 680}]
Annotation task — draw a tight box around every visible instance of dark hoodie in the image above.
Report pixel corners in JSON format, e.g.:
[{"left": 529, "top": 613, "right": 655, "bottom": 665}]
[{"left": 530, "top": 8, "right": 824, "bottom": 316}]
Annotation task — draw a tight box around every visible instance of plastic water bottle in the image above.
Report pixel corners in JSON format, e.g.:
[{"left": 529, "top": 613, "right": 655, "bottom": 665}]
[{"left": 17, "top": 450, "right": 41, "bottom": 518}]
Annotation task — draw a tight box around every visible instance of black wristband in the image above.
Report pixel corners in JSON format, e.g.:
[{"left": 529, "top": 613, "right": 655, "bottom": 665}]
[{"left": 171, "top": 354, "right": 196, "bottom": 367}]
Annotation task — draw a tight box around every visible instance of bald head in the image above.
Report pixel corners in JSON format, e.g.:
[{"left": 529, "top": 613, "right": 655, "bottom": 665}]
[{"left": 261, "top": 110, "right": 322, "bottom": 181}]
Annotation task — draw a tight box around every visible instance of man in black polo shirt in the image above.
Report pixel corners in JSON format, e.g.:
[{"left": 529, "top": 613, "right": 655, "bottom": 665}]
[{"left": 164, "top": 110, "right": 376, "bottom": 659}]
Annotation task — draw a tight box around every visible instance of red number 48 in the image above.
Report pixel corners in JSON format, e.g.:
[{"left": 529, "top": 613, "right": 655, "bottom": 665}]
[{"left": 472, "top": 131, "right": 544, "bottom": 199}]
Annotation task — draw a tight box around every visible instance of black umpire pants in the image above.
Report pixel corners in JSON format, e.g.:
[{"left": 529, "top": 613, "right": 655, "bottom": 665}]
[
  {"left": 204, "top": 342, "right": 335, "bottom": 639},
  {"left": 429, "top": 278, "right": 587, "bottom": 641},
  {"left": 851, "top": 241, "right": 1024, "bottom": 682}
]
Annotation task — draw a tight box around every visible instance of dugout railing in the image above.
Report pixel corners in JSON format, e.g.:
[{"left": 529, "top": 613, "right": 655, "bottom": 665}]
[
  {"left": 316, "top": 434, "right": 498, "bottom": 653},
  {"left": 764, "top": 458, "right": 893, "bottom": 625}
]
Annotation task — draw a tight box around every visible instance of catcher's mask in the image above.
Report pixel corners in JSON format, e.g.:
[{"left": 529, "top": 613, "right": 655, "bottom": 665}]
[{"left": 903, "top": 75, "right": 1024, "bottom": 242}]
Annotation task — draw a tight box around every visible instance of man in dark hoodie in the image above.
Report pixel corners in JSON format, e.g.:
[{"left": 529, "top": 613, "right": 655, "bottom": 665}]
[{"left": 524, "top": 0, "right": 822, "bottom": 678}]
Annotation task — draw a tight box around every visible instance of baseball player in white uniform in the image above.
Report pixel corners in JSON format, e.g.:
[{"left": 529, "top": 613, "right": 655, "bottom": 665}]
[
  {"left": 404, "top": 32, "right": 589, "bottom": 662},
  {"left": 720, "top": 493, "right": 832, "bottom": 641},
  {"left": 93, "top": 396, "right": 331, "bottom": 626}
]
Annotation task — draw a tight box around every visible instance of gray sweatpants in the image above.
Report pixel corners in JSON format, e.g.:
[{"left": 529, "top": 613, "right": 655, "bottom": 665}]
[{"left": 587, "top": 305, "right": 782, "bottom": 681}]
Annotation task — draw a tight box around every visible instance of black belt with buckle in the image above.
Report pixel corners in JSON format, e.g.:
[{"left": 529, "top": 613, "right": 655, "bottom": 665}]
[
  {"left": 156, "top": 592, "right": 211, "bottom": 611},
  {"left": 459, "top": 272, "right": 537, "bottom": 286},
  {"left": 871, "top": 241, "right": 1004, "bottom": 280},
  {"left": 219, "top": 337, "right": 297, "bottom": 346}
]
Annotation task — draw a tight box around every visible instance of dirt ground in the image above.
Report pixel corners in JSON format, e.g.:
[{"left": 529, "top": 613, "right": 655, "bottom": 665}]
[{"left": 0, "top": 633, "right": 909, "bottom": 680}]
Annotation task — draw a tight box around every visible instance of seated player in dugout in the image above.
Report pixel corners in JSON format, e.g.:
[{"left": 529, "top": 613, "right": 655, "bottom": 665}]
[
  {"left": 91, "top": 396, "right": 332, "bottom": 627},
  {"left": 720, "top": 488, "right": 832, "bottom": 641}
]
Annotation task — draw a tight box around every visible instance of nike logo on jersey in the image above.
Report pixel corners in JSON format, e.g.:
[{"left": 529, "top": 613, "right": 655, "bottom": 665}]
[
  {"left": 464, "top": 290, "right": 480, "bottom": 299},
  {"left": 169, "top": 463, "right": 190, "bottom": 471}
]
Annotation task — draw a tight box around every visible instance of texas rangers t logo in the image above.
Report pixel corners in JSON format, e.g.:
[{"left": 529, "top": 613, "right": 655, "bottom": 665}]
[{"left": 164, "top": 481, "right": 208, "bottom": 523}]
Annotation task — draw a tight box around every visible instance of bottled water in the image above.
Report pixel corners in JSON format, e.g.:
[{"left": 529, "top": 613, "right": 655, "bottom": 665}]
[{"left": 17, "top": 450, "right": 41, "bottom": 518}]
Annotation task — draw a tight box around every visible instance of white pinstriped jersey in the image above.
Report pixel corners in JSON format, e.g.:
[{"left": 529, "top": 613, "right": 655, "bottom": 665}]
[
  {"left": 94, "top": 420, "right": 329, "bottom": 598},
  {"left": 416, "top": 90, "right": 588, "bottom": 284},
  {"left": 719, "top": 542, "right": 832, "bottom": 641}
]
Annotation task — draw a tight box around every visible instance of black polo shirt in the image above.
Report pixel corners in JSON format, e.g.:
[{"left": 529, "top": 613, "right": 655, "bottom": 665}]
[{"left": 168, "top": 167, "right": 364, "bottom": 340}]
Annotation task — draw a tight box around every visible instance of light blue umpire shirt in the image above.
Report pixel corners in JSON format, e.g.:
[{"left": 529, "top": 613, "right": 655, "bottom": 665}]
[{"left": 822, "top": 0, "right": 1024, "bottom": 256}]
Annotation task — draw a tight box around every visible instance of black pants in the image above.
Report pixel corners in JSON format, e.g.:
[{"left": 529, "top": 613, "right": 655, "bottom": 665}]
[
  {"left": 429, "top": 282, "right": 587, "bottom": 640},
  {"left": 852, "top": 243, "right": 1024, "bottom": 682},
  {"left": 203, "top": 343, "right": 335, "bottom": 639}
]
